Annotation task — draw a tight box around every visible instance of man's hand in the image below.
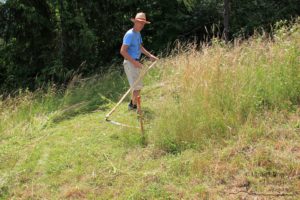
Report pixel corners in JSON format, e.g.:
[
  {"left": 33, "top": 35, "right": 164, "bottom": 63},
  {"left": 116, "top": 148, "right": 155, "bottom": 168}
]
[
  {"left": 149, "top": 54, "right": 159, "bottom": 62},
  {"left": 133, "top": 60, "right": 143, "bottom": 68},
  {"left": 141, "top": 45, "right": 158, "bottom": 62}
]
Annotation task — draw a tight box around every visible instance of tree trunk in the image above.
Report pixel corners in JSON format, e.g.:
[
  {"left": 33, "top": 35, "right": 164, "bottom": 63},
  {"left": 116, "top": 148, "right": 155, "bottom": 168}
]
[
  {"left": 60, "top": 0, "right": 64, "bottom": 63},
  {"left": 223, "top": 0, "right": 229, "bottom": 42}
]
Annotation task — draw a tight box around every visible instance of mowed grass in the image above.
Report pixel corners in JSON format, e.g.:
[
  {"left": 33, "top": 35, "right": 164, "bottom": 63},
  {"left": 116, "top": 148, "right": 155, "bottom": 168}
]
[{"left": 1, "top": 20, "right": 300, "bottom": 199}]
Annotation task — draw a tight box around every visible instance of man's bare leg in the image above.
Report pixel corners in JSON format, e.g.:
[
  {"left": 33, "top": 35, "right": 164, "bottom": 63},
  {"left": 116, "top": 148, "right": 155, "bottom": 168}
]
[{"left": 132, "top": 90, "right": 140, "bottom": 105}]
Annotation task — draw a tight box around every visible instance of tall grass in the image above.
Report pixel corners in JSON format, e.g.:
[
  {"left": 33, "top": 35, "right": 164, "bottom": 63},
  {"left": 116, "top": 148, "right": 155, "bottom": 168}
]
[
  {"left": 0, "top": 71, "right": 127, "bottom": 171},
  {"left": 0, "top": 19, "right": 299, "bottom": 199},
  {"left": 0, "top": 71, "right": 128, "bottom": 132},
  {"left": 151, "top": 21, "right": 300, "bottom": 152}
]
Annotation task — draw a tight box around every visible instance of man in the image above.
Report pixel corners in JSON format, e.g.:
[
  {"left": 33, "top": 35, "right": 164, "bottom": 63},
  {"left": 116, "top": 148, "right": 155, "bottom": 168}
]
[{"left": 120, "top": 12, "right": 158, "bottom": 110}]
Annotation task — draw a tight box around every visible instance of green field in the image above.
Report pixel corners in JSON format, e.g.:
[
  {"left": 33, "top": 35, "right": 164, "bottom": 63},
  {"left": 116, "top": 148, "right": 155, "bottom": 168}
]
[{"left": 0, "top": 21, "right": 300, "bottom": 199}]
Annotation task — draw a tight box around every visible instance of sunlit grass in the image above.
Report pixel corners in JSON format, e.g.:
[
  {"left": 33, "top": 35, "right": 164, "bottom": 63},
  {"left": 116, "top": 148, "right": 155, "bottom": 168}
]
[
  {"left": 0, "top": 19, "right": 299, "bottom": 199},
  {"left": 151, "top": 21, "right": 300, "bottom": 153}
]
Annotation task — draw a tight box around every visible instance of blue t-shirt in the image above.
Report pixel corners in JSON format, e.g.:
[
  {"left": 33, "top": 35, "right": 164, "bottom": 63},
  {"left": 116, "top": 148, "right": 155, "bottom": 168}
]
[{"left": 122, "top": 29, "right": 142, "bottom": 60}]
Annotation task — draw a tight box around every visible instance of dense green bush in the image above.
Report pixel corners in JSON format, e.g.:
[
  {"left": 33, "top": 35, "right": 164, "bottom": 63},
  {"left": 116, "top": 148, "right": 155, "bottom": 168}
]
[{"left": 0, "top": 0, "right": 299, "bottom": 93}]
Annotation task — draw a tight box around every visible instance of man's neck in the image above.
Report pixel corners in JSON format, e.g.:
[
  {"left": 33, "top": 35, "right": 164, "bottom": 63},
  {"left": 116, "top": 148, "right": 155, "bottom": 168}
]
[{"left": 132, "top": 27, "right": 139, "bottom": 32}]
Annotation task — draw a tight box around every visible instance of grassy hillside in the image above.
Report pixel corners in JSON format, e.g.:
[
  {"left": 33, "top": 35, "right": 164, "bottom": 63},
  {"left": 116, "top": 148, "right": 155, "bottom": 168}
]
[{"left": 0, "top": 20, "right": 299, "bottom": 199}]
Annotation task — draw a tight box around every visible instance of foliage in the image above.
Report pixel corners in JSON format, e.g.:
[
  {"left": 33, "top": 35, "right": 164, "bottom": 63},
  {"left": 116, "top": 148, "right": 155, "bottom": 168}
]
[
  {"left": 0, "top": 0, "right": 57, "bottom": 90},
  {"left": 0, "top": 0, "right": 299, "bottom": 93},
  {"left": 230, "top": 0, "right": 300, "bottom": 37}
]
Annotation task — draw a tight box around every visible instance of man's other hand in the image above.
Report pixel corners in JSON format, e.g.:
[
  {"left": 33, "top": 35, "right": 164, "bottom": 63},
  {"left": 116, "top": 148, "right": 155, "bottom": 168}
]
[{"left": 149, "top": 54, "right": 159, "bottom": 62}]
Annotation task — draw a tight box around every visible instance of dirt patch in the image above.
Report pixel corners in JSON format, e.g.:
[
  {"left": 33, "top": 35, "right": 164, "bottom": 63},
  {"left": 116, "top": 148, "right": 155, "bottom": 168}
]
[{"left": 64, "top": 187, "right": 87, "bottom": 199}]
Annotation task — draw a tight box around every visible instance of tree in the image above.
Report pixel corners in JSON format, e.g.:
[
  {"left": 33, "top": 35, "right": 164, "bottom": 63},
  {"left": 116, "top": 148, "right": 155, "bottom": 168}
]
[
  {"left": 223, "top": 0, "right": 229, "bottom": 42},
  {"left": 0, "top": 0, "right": 299, "bottom": 93},
  {"left": 0, "top": 0, "right": 57, "bottom": 90}
]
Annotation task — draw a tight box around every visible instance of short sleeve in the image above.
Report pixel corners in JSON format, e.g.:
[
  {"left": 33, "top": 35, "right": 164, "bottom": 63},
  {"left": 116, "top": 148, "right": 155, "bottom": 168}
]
[{"left": 123, "top": 32, "right": 133, "bottom": 46}]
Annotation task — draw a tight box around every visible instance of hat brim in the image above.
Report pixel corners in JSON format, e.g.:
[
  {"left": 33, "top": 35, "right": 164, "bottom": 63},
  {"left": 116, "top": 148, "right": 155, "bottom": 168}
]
[{"left": 130, "top": 18, "right": 151, "bottom": 24}]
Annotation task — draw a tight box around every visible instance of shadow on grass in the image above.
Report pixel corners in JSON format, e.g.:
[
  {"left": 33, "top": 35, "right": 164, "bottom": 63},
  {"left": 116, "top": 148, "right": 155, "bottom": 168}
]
[
  {"left": 50, "top": 71, "right": 130, "bottom": 124},
  {"left": 142, "top": 107, "right": 156, "bottom": 122}
]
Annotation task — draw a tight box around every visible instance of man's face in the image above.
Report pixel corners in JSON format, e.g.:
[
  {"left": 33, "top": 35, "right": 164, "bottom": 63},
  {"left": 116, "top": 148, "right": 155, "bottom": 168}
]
[{"left": 134, "top": 21, "right": 145, "bottom": 32}]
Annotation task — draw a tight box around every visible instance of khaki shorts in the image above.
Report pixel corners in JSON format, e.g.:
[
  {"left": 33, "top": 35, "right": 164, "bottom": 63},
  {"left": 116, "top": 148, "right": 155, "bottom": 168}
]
[{"left": 123, "top": 60, "right": 143, "bottom": 90}]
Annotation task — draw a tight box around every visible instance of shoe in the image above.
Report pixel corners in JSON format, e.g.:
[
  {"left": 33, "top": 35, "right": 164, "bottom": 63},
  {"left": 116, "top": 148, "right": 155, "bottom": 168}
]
[{"left": 128, "top": 101, "right": 137, "bottom": 110}]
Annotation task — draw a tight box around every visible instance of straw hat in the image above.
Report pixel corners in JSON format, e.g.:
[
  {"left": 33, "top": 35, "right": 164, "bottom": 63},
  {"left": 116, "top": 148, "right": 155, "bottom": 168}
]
[{"left": 130, "top": 12, "right": 151, "bottom": 24}]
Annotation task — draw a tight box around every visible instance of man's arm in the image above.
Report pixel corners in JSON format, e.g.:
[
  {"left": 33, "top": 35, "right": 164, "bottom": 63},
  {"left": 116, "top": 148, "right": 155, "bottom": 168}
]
[
  {"left": 141, "top": 45, "right": 158, "bottom": 62},
  {"left": 120, "top": 44, "right": 143, "bottom": 68}
]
